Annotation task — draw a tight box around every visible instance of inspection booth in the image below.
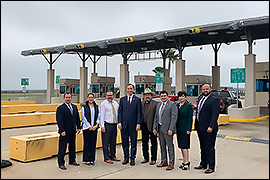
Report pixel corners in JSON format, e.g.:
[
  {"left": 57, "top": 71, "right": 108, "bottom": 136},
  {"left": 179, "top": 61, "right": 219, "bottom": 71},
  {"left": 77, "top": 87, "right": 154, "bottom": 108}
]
[
  {"left": 59, "top": 78, "right": 80, "bottom": 103},
  {"left": 134, "top": 75, "right": 156, "bottom": 94},
  {"left": 256, "top": 61, "right": 269, "bottom": 107},
  {"left": 185, "top": 75, "right": 212, "bottom": 104},
  {"left": 91, "top": 73, "right": 115, "bottom": 98}
]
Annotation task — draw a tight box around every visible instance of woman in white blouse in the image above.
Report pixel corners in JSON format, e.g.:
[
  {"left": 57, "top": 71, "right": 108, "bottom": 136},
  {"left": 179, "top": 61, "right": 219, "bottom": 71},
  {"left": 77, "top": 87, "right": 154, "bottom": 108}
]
[{"left": 81, "top": 93, "right": 100, "bottom": 166}]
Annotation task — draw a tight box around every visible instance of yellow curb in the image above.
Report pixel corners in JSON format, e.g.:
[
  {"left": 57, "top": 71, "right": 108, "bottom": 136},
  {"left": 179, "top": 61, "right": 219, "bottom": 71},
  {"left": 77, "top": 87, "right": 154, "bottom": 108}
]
[
  {"left": 224, "top": 136, "right": 251, "bottom": 141},
  {"left": 229, "top": 115, "right": 269, "bottom": 122}
]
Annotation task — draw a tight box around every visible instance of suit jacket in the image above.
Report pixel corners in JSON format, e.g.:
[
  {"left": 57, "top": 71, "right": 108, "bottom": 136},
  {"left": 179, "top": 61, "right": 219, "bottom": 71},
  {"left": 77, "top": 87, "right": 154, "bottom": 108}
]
[
  {"left": 56, "top": 103, "right": 81, "bottom": 135},
  {"left": 153, "top": 100, "right": 178, "bottom": 134},
  {"left": 118, "top": 95, "right": 142, "bottom": 129},
  {"left": 141, "top": 100, "right": 158, "bottom": 132},
  {"left": 195, "top": 94, "right": 220, "bottom": 132}
]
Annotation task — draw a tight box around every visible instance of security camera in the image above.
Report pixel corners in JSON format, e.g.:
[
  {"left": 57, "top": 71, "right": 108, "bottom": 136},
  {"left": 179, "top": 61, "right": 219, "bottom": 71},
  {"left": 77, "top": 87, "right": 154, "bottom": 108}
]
[{"left": 228, "top": 20, "right": 244, "bottom": 31}]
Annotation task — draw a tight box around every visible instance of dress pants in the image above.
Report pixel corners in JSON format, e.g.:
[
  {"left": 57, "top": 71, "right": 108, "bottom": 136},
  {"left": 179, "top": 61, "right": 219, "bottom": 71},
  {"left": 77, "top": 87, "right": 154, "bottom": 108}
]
[
  {"left": 141, "top": 122, "right": 157, "bottom": 161},
  {"left": 158, "top": 127, "right": 175, "bottom": 165},
  {"left": 197, "top": 130, "right": 217, "bottom": 170},
  {"left": 101, "top": 122, "right": 117, "bottom": 161},
  {"left": 58, "top": 133, "right": 76, "bottom": 166},
  {"left": 83, "top": 129, "right": 97, "bottom": 162},
  {"left": 121, "top": 127, "right": 137, "bottom": 160}
]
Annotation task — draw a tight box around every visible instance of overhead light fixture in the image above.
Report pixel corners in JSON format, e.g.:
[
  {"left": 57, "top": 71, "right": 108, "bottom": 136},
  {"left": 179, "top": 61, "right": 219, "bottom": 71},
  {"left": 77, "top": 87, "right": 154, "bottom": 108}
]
[
  {"left": 40, "top": 49, "right": 47, "bottom": 53},
  {"left": 208, "top": 32, "right": 218, "bottom": 35},
  {"left": 186, "top": 42, "right": 192, "bottom": 46},
  {"left": 146, "top": 39, "right": 155, "bottom": 43},
  {"left": 226, "top": 31, "right": 235, "bottom": 35},
  {"left": 240, "top": 35, "right": 247, "bottom": 40},
  {"left": 107, "top": 51, "right": 113, "bottom": 55},
  {"left": 141, "top": 47, "right": 148, "bottom": 51},
  {"left": 167, "top": 38, "right": 174, "bottom": 42},
  {"left": 225, "top": 42, "right": 231, "bottom": 45}
]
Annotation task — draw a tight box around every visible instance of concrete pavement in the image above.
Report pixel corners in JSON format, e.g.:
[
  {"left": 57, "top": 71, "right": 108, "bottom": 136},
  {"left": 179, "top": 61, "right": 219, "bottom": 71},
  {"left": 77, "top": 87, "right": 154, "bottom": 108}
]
[{"left": 1, "top": 118, "right": 269, "bottom": 179}]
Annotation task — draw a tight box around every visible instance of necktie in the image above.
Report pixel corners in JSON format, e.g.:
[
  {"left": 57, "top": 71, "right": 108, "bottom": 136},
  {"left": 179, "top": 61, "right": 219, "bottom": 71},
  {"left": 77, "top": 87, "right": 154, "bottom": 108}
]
[
  {"left": 68, "top": 104, "right": 73, "bottom": 115},
  {"left": 197, "top": 96, "right": 205, "bottom": 120},
  {"left": 128, "top": 96, "right": 131, "bottom": 106},
  {"left": 159, "top": 103, "right": 165, "bottom": 125},
  {"left": 110, "top": 102, "right": 117, "bottom": 123}
]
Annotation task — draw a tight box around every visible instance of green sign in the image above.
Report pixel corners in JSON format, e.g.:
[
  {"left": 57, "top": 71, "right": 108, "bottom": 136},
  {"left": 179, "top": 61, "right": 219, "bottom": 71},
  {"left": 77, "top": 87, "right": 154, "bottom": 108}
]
[
  {"left": 56, "top": 75, "right": 60, "bottom": 84},
  {"left": 231, "top": 68, "right": 245, "bottom": 83},
  {"left": 155, "top": 72, "right": 164, "bottom": 83},
  {"left": 21, "top": 78, "right": 29, "bottom": 86}
]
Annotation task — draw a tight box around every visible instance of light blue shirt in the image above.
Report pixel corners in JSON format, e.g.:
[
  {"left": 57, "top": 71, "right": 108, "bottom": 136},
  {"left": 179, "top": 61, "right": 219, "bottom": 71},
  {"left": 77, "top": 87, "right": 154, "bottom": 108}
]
[{"left": 81, "top": 106, "right": 100, "bottom": 130}]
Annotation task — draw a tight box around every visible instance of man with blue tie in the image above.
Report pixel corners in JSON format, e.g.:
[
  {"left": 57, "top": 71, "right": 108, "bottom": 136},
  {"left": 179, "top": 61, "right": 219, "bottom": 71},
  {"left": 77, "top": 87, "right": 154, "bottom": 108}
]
[
  {"left": 56, "top": 92, "right": 81, "bottom": 170},
  {"left": 118, "top": 84, "right": 142, "bottom": 166},
  {"left": 194, "top": 83, "right": 220, "bottom": 174}
]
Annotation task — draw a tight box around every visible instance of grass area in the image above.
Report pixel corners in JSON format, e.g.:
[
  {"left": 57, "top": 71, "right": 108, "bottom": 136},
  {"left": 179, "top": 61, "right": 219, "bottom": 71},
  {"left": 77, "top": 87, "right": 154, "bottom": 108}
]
[{"left": 1, "top": 93, "right": 47, "bottom": 100}]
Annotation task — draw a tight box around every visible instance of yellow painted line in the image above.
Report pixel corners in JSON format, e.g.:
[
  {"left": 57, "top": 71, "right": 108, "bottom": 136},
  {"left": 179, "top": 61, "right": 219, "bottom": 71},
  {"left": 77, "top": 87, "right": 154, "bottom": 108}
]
[
  {"left": 229, "top": 115, "right": 269, "bottom": 122},
  {"left": 224, "top": 136, "right": 251, "bottom": 142}
]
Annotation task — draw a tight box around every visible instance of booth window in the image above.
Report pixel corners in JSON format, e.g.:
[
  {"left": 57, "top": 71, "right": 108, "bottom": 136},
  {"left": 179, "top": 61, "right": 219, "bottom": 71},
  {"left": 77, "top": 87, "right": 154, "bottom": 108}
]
[
  {"left": 187, "top": 85, "right": 198, "bottom": 96},
  {"left": 136, "top": 84, "right": 144, "bottom": 94},
  {"left": 256, "top": 79, "right": 269, "bottom": 92},
  {"left": 60, "top": 86, "right": 65, "bottom": 94},
  {"left": 92, "top": 84, "right": 99, "bottom": 93}
]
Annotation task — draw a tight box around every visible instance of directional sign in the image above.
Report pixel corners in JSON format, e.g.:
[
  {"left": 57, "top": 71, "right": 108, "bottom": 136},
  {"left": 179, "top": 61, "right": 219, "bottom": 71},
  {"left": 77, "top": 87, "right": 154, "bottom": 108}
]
[
  {"left": 231, "top": 68, "right": 245, "bottom": 83},
  {"left": 155, "top": 72, "right": 164, "bottom": 83},
  {"left": 56, "top": 75, "right": 60, "bottom": 84},
  {"left": 21, "top": 78, "right": 29, "bottom": 86}
]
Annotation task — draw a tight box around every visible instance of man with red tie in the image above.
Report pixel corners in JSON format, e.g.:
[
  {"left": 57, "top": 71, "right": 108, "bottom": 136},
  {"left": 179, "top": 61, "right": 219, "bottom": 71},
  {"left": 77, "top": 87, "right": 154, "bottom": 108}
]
[{"left": 118, "top": 84, "right": 142, "bottom": 166}]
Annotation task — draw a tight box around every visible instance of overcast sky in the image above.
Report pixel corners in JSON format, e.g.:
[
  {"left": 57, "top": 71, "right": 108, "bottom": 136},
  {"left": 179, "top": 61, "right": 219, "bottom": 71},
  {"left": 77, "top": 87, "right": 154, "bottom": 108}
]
[{"left": 1, "top": 1, "right": 269, "bottom": 90}]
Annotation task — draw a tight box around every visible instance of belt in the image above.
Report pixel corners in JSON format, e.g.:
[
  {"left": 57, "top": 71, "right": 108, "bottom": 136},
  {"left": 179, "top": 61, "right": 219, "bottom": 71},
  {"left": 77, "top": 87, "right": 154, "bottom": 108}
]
[{"left": 105, "top": 121, "right": 117, "bottom": 125}]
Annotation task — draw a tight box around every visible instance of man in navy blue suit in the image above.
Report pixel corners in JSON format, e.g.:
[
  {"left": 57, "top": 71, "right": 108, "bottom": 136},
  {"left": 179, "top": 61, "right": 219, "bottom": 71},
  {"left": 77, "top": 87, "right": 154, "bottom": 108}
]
[
  {"left": 194, "top": 83, "right": 220, "bottom": 174},
  {"left": 118, "top": 84, "right": 142, "bottom": 166},
  {"left": 56, "top": 92, "right": 81, "bottom": 170}
]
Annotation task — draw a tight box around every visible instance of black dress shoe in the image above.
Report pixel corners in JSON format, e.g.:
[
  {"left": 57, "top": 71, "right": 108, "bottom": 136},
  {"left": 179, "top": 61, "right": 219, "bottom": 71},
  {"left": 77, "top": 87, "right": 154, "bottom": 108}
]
[
  {"left": 122, "top": 159, "right": 129, "bottom": 165},
  {"left": 194, "top": 165, "right": 207, "bottom": 170},
  {"left": 130, "top": 159, "right": 135, "bottom": 166},
  {"left": 59, "top": 165, "right": 67, "bottom": 170},
  {"left": 141, "top": 159, "right": 149, "bottom": 164},
  {"left": 69, "top": 162, "right": 80, "bottom": 166},
  {"left": 204, "top": 169, "right": 215, "bottom": 174}
]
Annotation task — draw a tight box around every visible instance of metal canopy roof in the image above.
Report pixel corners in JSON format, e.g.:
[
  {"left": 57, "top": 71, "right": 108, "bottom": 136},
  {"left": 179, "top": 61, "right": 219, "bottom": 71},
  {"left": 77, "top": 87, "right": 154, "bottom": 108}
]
[{"left": 21, "top": 16, "right": 269, "bottom": 57}]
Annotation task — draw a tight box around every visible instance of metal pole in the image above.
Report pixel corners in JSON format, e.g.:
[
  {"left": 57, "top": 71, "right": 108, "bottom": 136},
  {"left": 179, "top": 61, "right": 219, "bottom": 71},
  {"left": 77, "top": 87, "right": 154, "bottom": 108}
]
[
  {"left": 237, "top": 67, "right": 239, "bottom": 108},
  {"left": 106, "top": 56, "right": 107, "bottom": 77}
]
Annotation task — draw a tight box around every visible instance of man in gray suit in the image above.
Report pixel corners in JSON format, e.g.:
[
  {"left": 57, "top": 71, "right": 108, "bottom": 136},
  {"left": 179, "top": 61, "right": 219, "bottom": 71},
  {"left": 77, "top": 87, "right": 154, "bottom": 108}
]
[{"left": 153, "top": 90, "right": 178, "bottom": 171}]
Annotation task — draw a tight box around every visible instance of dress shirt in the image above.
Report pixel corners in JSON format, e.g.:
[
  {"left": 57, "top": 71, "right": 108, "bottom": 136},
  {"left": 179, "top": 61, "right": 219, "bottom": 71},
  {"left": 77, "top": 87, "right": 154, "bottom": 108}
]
[
  {"left": 127, "top": 94, "right": 134, "bottom": 104},
  {"left": 99, "top": 100, "right": 119, "bottom": 128},
  {"left": 65, "top": 102, "right": 73, "bottom": 115},
  {"left": 81, "top": 106, "right": 100, "bottom": 130}
]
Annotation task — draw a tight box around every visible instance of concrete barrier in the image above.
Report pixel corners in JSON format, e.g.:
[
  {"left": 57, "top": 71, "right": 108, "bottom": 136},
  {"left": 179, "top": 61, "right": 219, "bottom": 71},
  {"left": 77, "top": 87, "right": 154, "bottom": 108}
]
[
  {"left": 9, "top": 129, "right": 142, "bottom": 162},
  {"left": 1, "top": 100, "right": 36, "bottom": 105},
  {"left": 1, "top": 103, "right": 82, "bottom": 115},
  {"left": 191, "top": 114, "right": 229, "bottom": 130},
  {"left": 228, "top": 104, "right": 268, "bottom": 122}
]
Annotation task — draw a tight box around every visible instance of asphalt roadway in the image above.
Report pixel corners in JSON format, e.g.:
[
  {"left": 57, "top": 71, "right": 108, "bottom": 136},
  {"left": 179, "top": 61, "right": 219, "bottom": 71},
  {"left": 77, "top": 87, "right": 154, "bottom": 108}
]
[{"left": 1, "top": 117, "right": 269, "bottom": 179}]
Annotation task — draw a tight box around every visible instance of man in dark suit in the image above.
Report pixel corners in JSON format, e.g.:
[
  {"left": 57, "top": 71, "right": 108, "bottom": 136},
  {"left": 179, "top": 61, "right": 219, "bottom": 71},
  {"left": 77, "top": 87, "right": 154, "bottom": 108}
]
[
  {"left": 56, "top": 92, "right": 81, "bottom": 170},
  {"left": 118, "top": 84, "right": 142, "bottom": 166},
  {"left": 194, "top": 83, "right": 220, "bottom": 174},
  {"left": 153, "top": 90, "right": 177, "bottom": 171},
  {"left": 141, "top": 88, "right": 158, "bottom": 165}
]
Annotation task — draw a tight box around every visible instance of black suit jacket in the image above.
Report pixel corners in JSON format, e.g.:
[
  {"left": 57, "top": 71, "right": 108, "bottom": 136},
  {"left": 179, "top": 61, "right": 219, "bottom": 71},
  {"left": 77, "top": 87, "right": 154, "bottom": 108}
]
[
  {"left": 56, "top": 103, "right": 81, "bottom": 135},
  {"left": 118, "top": 95, "right": 142, "bottom": 129},
  {"left": 195, "top": 94, "right": 220, "bottom": 132}
]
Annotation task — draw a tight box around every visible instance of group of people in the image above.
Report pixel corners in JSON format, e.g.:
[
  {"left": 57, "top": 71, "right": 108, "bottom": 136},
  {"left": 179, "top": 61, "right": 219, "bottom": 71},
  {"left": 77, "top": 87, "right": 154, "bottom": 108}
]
[{"left": 56, "top": 83, "right": 220, "bottom": 174}]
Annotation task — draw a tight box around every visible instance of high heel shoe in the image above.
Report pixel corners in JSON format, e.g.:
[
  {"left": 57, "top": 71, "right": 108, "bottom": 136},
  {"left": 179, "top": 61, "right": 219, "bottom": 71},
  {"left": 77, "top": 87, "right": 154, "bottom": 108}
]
[
  {"left": 179, "top": 162, "right": 184, "bottom": 168},
  {"left": 181, "top": 162, "right": 190, "bottom": 170}
]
